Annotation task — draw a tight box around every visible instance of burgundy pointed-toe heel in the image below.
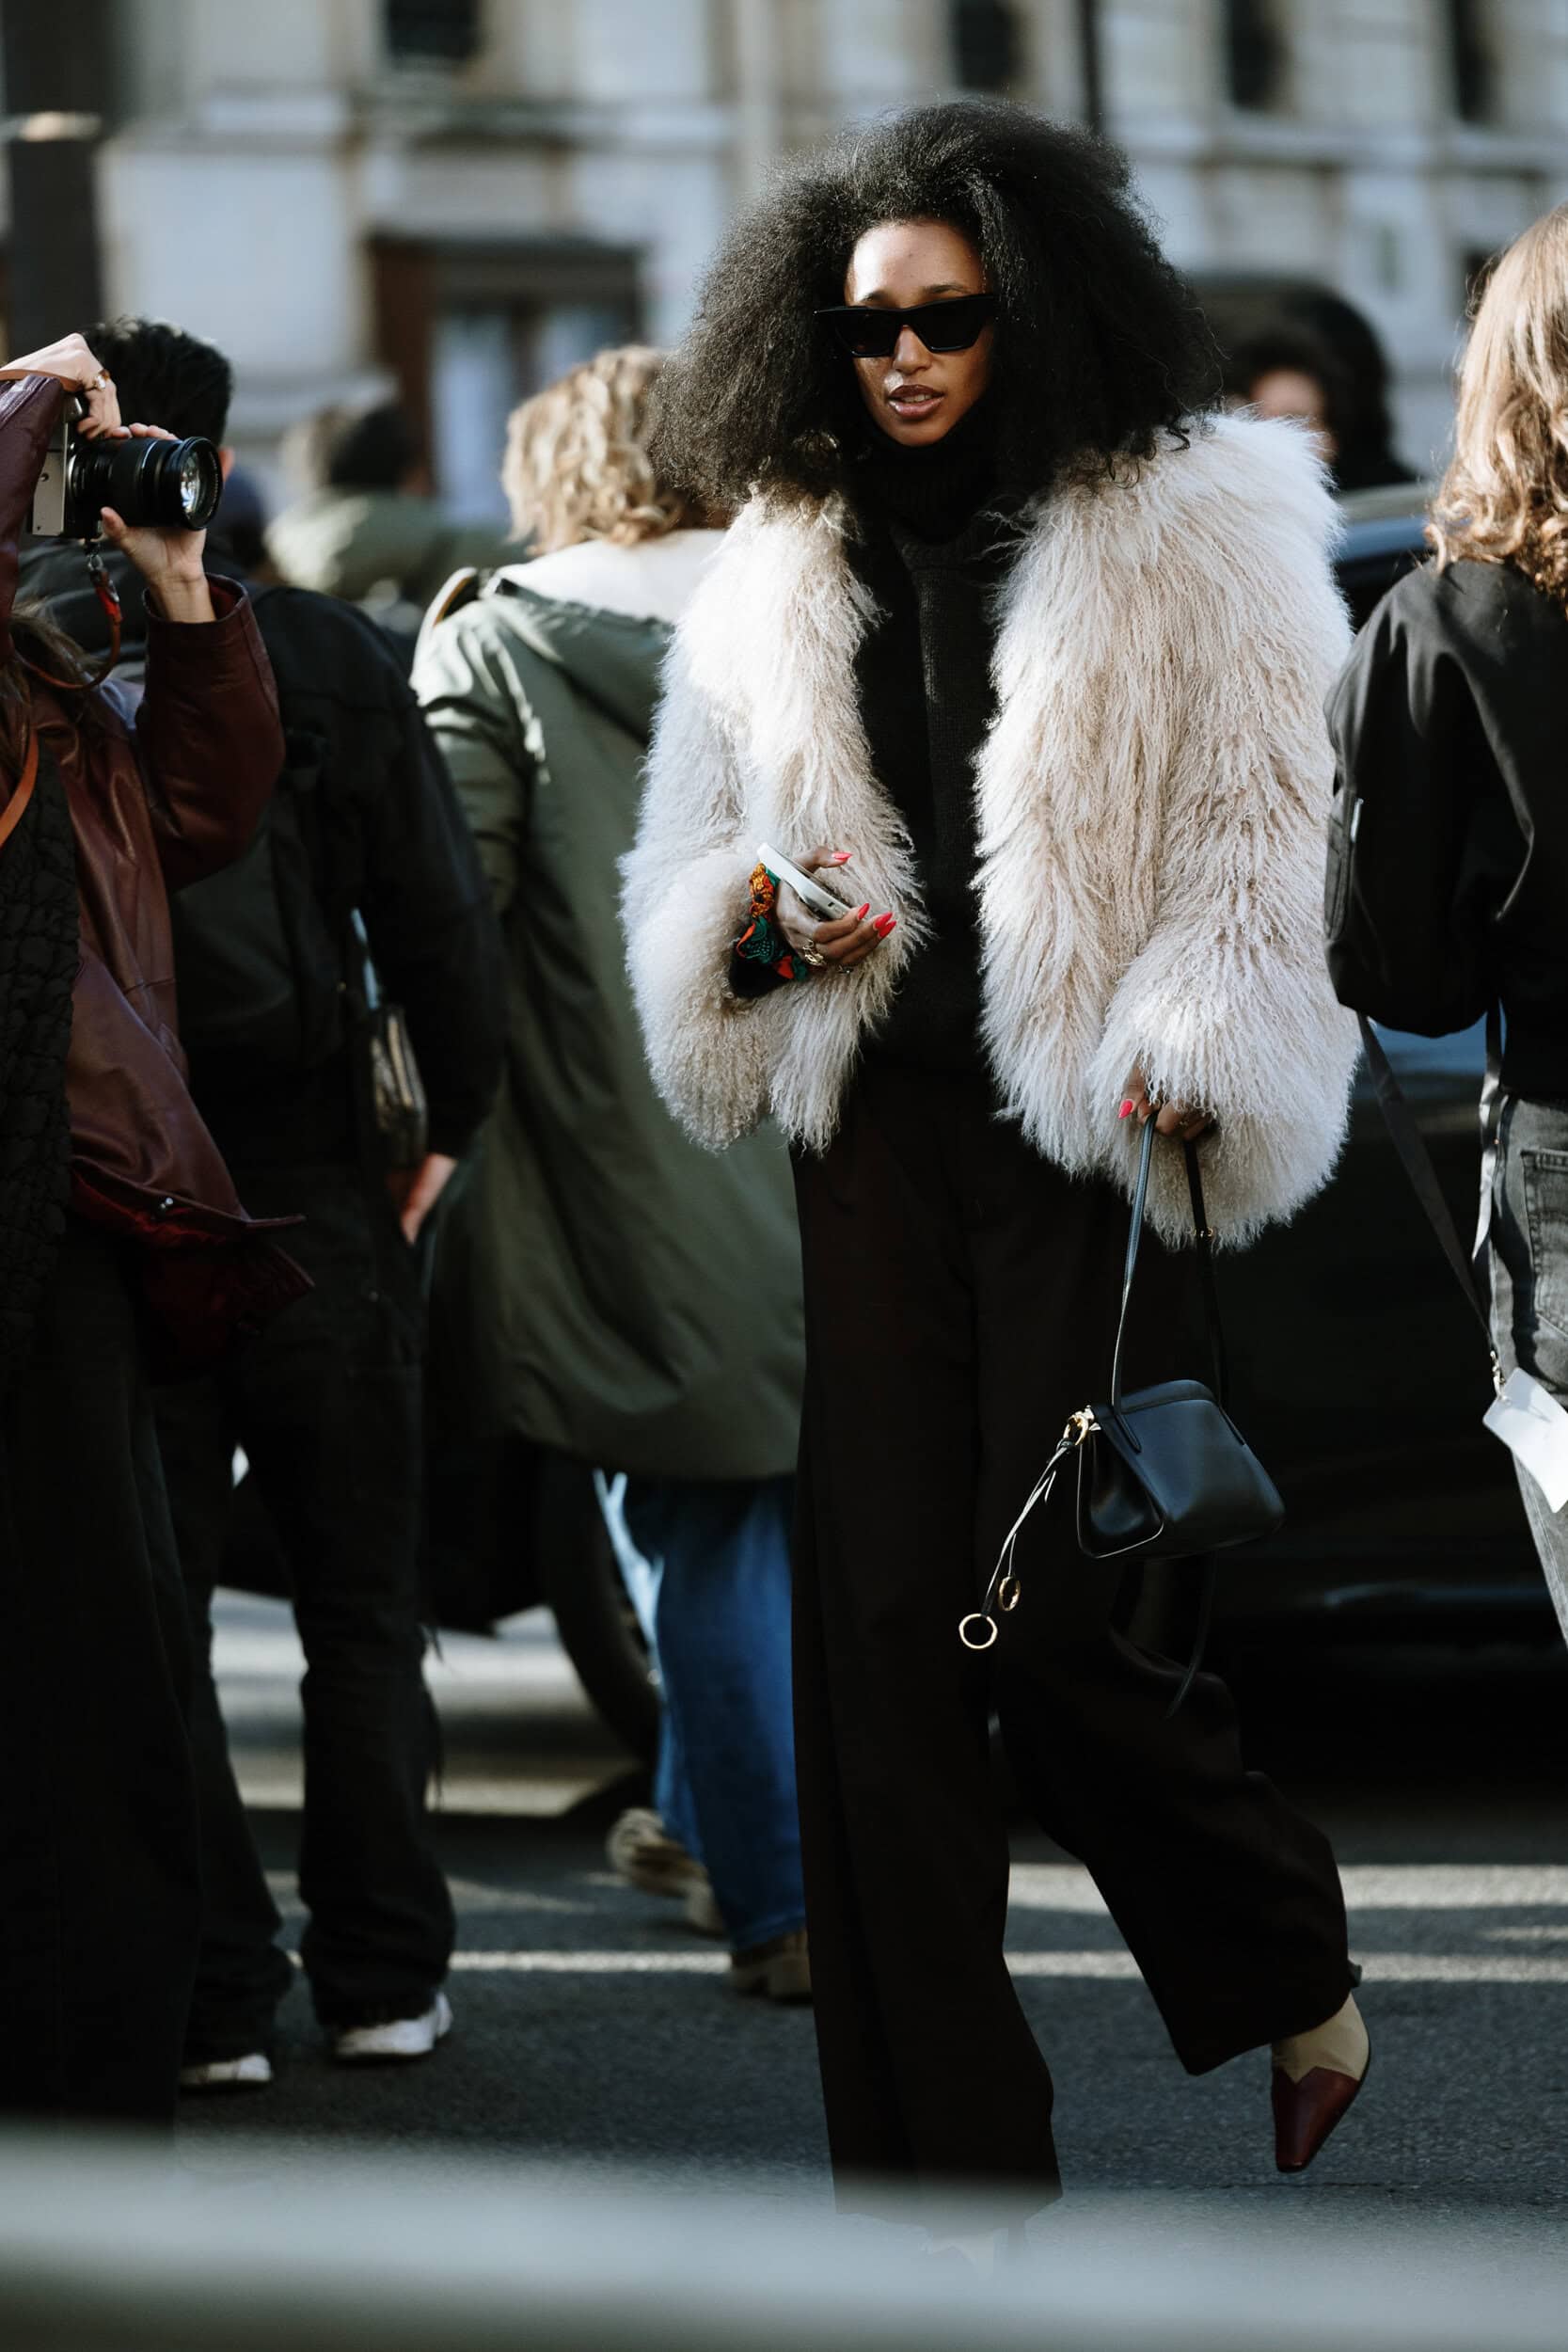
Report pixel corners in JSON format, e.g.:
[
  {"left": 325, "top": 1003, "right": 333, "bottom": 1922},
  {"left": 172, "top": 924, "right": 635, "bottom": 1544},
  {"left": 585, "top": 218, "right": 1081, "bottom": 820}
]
[{"left": 1272, "top": 2044, "right": 1371, "bottom": 2174}]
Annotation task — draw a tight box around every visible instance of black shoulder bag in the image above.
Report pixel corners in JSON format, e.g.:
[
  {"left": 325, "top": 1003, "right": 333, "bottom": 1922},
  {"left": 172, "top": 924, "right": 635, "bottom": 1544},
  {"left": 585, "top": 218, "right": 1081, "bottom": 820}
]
[{"left": 958, "top": 1116, "right": 1285, "bottom": 1710}]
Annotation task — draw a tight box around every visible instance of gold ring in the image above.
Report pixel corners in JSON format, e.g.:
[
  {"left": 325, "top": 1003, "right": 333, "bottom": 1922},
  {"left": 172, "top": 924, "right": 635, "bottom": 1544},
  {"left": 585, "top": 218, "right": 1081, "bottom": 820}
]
[{"left": 799, "top": 942, "right": 827, "bottom": 970}]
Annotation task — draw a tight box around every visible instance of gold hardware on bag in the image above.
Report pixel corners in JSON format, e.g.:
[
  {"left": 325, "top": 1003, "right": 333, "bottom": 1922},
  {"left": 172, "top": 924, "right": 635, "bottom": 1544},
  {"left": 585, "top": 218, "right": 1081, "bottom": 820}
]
[{"left": 958, "top": 1422, "right": 1081, "bottom": 1651}]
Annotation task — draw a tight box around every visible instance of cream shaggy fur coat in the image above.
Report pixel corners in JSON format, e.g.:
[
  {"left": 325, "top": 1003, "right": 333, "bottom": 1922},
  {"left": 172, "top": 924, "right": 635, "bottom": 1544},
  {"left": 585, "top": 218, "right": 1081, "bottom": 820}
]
[{"left": 624, "top": 413, "right": 1358, "bottom": 1248}]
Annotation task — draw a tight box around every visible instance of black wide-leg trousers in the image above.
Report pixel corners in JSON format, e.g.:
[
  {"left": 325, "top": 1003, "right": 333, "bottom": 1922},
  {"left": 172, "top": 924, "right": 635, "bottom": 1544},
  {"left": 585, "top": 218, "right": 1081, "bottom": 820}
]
[{"left": 790, "top": 1062, "right": 1353, "bottom": 2213}]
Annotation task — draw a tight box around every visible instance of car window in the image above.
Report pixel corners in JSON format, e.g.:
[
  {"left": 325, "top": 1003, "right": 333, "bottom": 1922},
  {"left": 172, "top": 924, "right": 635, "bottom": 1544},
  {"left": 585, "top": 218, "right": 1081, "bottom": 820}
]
[{"left": 1370, "top": 1019, "right": 1489, "bottom": 1082}]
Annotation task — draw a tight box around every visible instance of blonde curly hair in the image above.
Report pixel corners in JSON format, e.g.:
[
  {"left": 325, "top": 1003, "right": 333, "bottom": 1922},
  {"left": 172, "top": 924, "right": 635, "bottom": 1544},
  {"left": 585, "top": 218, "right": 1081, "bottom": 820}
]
[
  {"left": 1430, "top": 206, "right": 1568, "bottom": 604},
  {"left": 501, "top": 345, "right": 705, "bottom": 552}
]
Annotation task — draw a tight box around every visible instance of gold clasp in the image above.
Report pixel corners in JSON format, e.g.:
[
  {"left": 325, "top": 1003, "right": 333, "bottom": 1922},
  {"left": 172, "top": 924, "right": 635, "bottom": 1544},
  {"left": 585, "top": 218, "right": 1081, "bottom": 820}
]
[{"left": 1066, "top": 1408, "right": 1099, "bottom": 1446}]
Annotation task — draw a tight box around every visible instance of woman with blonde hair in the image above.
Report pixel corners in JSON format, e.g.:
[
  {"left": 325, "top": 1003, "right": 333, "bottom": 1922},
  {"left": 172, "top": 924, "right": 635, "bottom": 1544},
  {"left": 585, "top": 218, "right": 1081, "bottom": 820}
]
[
  {"left": 1330, "top": 203, "right": 1568, "bottom": 1645},
  {"left": 413, "top": 348, "right": 811, "bottom": 2000}
]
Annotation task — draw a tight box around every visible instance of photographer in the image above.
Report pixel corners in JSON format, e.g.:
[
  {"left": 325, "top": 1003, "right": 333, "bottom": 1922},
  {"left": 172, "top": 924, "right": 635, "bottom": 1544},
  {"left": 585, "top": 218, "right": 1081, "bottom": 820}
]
[
  {"left": 0, "top": 333, "right": 290, "bottom": 2126},
  {"left": 23, "top": 317, "right": 504, "bottom": 2086}
]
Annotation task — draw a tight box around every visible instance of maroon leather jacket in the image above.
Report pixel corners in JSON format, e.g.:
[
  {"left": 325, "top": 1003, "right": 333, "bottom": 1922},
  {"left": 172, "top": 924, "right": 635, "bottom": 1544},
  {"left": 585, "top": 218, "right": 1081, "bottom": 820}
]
[{"left": 0, "top": 372, "right": 307, "bottom": 1363}]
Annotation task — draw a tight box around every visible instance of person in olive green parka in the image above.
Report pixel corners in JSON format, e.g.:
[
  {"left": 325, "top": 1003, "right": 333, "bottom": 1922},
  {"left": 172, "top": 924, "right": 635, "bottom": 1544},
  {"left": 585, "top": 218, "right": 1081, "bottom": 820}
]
[{"left": 413, "top": 350, "right": 809, "bottom": 2001}]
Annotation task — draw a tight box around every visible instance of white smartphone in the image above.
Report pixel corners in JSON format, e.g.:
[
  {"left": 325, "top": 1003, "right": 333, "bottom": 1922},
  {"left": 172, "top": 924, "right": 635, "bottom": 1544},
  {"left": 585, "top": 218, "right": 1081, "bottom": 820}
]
[{"left": 758, "top": 841, "right": 858, "bottom": 925}]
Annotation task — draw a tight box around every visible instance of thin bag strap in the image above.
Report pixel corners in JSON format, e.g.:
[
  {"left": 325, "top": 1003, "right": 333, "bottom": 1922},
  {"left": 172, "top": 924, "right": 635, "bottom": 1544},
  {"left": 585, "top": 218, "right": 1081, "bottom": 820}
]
[
  {"left": 1357, "top": 1013, "right": 1502, "bottom": 1391},
  {"left": 1184, "top": 1142, "right": 1227, "bottom": 1410},
  {"left": 1109, "top": 1122, "right": 1226, "bottom": 1722},
  {"left": 1110, "top": 1116, "right": 1227, "bottom": 1412},
  {"left": 0, "top": 724, "right": 40, "bottom": 856}
]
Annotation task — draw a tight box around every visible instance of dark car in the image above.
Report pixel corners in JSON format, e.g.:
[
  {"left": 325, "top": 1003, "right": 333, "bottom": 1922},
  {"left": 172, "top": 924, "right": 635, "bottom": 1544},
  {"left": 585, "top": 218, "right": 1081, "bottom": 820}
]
[
  {"left": 1212, "top": 1017, "right": 1545, "bottom": 1643},
  {"left": 1334, "top": 482, "right": 1433, "bottom": 630}
]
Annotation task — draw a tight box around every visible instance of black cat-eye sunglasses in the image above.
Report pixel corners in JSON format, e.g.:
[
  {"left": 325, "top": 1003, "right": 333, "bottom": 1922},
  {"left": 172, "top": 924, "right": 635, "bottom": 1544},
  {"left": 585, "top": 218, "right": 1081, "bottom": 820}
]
[{"left": 815, "top": 292, "right": 997, "bottom": 359}]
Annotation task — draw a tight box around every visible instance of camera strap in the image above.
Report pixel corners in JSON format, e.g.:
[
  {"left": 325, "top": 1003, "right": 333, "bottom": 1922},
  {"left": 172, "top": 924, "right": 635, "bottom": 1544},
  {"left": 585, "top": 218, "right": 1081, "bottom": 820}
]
[{"left": 85, "top": 550, "right": 122, "bottom": 670}]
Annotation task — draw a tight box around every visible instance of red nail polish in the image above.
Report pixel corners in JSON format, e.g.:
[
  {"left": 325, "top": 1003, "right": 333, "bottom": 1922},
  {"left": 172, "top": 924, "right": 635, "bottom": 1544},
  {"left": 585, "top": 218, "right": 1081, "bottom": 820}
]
[
  {"left": 873, "top": 913, "right": 896, "bottom": 937},
  {"left": 853, "top": 903, "right": 871, "bottom": 920},
  {"left": 1118, "top": 1102, "right": 1133, "bottom": 1120},
  {"left": 830, "top": 851, "right": 852, "bottom": 865}
]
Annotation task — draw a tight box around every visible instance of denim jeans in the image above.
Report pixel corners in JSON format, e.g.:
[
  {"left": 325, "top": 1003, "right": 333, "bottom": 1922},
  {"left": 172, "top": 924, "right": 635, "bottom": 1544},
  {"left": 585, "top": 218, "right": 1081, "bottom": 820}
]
[
  {"left": 1490, "top": 1093, "right": 1568, "bottom": 1645},
  {"left": 618, "top": 1474, "right": 805, "bottom": 1954},
  {"left": 155, "top": 1163, "right": 453, "bottom": 2053}
]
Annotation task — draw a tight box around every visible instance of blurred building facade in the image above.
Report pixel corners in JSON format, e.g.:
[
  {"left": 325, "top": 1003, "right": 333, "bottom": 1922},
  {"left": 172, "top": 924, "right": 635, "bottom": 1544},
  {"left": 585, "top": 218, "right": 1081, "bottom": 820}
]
[{"left": 6, "top": 0, "right": 1568, "bottom": 507}]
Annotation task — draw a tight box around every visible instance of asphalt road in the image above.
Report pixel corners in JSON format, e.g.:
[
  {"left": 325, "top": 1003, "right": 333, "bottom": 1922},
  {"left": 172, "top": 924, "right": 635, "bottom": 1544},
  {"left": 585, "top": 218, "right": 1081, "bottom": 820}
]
[{"left": 179, "top": 1597, "right": 1568, "bottom": 2225}]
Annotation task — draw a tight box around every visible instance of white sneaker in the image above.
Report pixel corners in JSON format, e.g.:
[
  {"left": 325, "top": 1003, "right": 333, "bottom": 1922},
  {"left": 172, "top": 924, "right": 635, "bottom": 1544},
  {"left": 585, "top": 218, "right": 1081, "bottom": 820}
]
[
  {"left": 331, "top": 1992, "right": 452, "bottom": 2065},
  {"left": 606, "top": 1807, "right": 726, "bottom": 1938},
  {"left": 179, "top": 2052, "right": 274, "bottom": 2092}
]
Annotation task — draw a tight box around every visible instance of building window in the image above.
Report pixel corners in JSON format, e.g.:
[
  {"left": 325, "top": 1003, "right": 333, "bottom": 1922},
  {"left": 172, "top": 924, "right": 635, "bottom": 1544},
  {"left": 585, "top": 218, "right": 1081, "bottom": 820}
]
[
  {"left": 950, "top": 0, "right": 1020, "bottom": 92},
  {"left": 1447, "top": 0, "right": 1495, "bottom": 124},
  {"left": 371, "top": 238, "right": 642, "bottom": 525},
  {"left": 1223, "top": 0, "right": 1287, "bottom": 113},
  {"left": 384, "top": 0, "right": 482, "bottom": 70}
]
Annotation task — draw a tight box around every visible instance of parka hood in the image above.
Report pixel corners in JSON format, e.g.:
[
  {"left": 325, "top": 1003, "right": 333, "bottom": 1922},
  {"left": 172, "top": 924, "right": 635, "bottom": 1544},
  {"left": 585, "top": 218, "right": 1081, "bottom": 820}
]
[
  {"left": 477, "top": 580, "right": 671, "bottom": 741},
  {"left": 478, "top": 530, "right": 725, "bottom": 743}
]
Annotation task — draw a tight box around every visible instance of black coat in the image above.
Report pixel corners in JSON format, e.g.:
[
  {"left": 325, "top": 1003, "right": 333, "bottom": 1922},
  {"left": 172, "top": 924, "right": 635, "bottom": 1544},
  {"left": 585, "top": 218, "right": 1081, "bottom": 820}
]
[{"left": 1326, "top": 555, "right": 1568, "bottom": 1101}]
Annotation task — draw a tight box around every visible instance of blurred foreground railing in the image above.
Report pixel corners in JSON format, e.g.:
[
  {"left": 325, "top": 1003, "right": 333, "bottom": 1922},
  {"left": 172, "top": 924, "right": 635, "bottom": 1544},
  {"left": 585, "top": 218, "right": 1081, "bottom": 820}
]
[{"left": 0, "top": 2134, "right": 1565, "bottom": 2352}]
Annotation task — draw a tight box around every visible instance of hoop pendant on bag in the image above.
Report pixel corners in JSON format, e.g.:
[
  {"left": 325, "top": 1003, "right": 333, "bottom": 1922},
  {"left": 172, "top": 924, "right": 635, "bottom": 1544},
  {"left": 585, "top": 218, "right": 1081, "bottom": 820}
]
[
  {"left": 958, "top": 1567, "right": 1021, "bottom": 1652},
  {"left": 959, "top": 1419, "right": 1094, "bottom": 1651}
]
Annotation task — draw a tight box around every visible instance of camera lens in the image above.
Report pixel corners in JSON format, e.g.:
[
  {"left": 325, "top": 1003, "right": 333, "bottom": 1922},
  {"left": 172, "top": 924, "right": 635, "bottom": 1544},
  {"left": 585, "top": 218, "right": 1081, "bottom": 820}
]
[
  {"left": 64, "top": 433, "right": 224, "bottom": 538},
  {"left": 174, "top": 441, "right": 222, "bottom": 527}
]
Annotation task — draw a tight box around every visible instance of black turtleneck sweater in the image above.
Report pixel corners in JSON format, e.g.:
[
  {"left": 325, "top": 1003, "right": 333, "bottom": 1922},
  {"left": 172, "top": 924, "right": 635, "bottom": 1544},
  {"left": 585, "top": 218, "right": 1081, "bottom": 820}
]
[{"left": 847, "top": 407, "right": 1016, "bottom": 1071}]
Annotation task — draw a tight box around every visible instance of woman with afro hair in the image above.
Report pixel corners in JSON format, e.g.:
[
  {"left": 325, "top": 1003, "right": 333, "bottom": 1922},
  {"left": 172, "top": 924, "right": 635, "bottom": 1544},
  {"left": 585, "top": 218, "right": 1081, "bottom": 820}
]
[{"left": 625, "top": 100, "right": 1369, "bottom": 2240}]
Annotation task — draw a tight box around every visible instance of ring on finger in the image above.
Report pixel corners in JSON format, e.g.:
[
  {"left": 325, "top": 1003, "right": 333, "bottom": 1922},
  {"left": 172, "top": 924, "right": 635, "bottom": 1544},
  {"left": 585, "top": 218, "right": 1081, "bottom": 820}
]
[{"left": 798, "top": 941, "right": 827, "bottom": 971}]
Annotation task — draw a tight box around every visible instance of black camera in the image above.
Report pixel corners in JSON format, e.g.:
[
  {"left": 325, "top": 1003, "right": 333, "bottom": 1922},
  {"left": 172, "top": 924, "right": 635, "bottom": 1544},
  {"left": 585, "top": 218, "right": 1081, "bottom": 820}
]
[{"left": 30, "top": 402, "right": 223, "bottom": 540}]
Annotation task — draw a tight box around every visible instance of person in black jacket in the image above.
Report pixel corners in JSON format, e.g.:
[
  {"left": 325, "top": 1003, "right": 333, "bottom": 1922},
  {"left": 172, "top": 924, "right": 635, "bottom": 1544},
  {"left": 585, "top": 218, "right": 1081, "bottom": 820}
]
[
  {"left": 23, "top": 318, "right": 506, "bottom": 2082},
  {"left": 1327, "top": 206, "right": 1568, "bottom": 1649}
]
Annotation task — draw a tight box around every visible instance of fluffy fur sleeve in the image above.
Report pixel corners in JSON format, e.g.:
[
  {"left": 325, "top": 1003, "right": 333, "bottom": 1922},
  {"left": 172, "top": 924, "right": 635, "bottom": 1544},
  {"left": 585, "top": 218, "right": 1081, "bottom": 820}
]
[
  {"left": 621, "top": 624, "right": 775, "bottom": 1149},
  {"left": 1086, "top": 421, "right": 1361, "bottom": 1246}
]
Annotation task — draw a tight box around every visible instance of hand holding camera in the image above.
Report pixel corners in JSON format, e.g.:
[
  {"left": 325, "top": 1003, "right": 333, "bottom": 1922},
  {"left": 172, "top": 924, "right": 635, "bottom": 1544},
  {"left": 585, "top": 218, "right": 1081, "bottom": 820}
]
[
  {"left": 0, "top": 330, "right": 122, "bottom": 431},
  {"left": 2, "top": 329, "right": 223, "bottom": 620}
]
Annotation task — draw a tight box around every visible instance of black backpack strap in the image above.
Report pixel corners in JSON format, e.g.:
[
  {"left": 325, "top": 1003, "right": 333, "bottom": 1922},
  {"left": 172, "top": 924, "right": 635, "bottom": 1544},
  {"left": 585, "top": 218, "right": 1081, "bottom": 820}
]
[{"left": 1357, "top": 1010, "right": 1504, "bottom": 1392}]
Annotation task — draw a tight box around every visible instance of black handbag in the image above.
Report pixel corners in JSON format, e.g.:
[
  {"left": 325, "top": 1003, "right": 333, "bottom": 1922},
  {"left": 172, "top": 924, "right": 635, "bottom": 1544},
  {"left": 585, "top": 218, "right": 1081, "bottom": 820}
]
[{"left": 958, "top": 1115, "right": 1284, "bottom": 1707}]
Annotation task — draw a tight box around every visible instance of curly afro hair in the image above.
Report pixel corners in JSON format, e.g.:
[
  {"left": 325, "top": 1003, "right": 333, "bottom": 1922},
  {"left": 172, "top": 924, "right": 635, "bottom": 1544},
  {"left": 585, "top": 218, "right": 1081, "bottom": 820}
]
[{"left": 650, "top": 100, "right": 1221, "bottom": 513}]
